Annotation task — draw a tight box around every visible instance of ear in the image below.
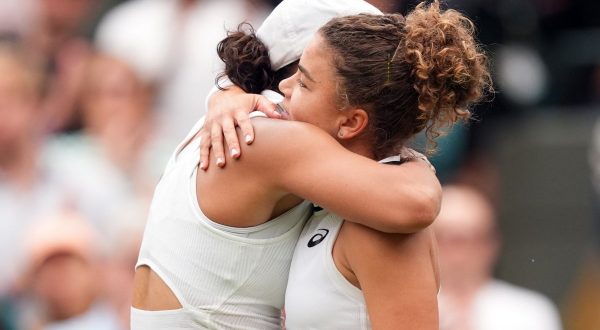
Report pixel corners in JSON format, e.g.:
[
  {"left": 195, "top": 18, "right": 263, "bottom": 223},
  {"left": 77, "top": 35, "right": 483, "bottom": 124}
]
[{"left": 337, "top": 108, "right": 369, "bottom": 140}]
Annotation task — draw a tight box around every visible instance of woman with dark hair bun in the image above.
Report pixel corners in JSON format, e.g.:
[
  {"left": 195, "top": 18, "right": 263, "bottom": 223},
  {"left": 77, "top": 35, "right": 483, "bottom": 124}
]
[{"left": 132, "top": 0, "right": 491, "bottom": 328}]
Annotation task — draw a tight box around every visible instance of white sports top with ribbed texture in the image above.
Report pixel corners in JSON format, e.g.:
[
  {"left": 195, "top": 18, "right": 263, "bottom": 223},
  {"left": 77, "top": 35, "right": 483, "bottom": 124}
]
[{"left": 132, "top": 112, "right": 312, "bottom": 330}]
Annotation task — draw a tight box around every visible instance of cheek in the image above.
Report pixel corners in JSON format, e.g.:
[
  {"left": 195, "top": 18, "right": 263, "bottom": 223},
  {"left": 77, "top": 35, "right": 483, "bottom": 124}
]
[
  {"left": 289, "top": 93, "right": 322, "bottom": 126},
  {"left": 291, "top": 93, "right": 338, "bottom": 131},
  {"left": 286, "top": 87, "right": 306, "bottom": 120}
]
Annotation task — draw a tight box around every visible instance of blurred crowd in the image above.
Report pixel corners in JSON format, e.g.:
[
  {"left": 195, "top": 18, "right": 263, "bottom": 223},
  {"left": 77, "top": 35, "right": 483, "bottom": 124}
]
[{"left": 0, "top": 0, "right": 598, "bottom": 329}]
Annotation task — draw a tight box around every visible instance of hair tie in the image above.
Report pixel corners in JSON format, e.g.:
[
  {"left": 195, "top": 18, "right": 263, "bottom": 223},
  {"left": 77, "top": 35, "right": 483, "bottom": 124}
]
[
  {"left": 387, "top": 54, "right": 391, "bottom": 83},
  {"left": 387, "top": 39, "right": 402, "bottom": 83},
  {"left": 391, "top": 39, "right": 402, "bottom": 62}
]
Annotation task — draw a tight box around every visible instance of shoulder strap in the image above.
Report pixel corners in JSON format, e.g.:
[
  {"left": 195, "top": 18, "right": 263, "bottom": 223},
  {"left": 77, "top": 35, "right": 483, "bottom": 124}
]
[{"left": 379, "top": 148, "right": 436, "bottom": 173}]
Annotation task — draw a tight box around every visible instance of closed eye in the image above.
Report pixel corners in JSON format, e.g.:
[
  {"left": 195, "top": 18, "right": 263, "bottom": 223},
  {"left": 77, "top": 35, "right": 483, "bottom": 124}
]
[{"left": 296, "top": 77, "right": 307, "bottom": 88}]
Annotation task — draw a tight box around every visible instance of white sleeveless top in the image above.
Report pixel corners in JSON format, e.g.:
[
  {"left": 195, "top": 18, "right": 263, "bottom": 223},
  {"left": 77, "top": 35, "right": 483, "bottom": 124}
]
[
  {"left": 284, "top": 155, "right": 428, "bottom": 330},
  {"left": 133, "top": 113, "right": 312, "bottom": 329},
  {"left": 284, "top": 210, "right": 370, "bottom": 330}
]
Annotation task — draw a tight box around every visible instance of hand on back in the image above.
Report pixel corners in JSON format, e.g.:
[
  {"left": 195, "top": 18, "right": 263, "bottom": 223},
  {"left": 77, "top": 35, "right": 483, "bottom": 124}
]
[{"left": 199, "top": 86, "right": 283, "bottom": 170}]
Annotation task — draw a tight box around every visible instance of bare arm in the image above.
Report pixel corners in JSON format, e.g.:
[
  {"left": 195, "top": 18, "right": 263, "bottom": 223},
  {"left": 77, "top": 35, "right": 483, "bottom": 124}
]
[
  {"left": 340, "top": 223, "right": 439, "bottom": 329},
  {"left": 199, "top": 118, "right": 441, "bottom": 233}
]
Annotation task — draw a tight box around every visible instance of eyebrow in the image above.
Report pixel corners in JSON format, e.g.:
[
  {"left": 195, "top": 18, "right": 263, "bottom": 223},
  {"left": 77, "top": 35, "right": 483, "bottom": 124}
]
[{"left": 298, "top": 64, "right": 316, "bottom": 83}]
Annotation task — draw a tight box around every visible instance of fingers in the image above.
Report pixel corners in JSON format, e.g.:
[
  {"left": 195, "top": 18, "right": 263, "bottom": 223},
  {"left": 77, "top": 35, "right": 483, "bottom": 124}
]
[
  {"left": 235, "top": 111, "right": 254, "bottom": 145},
  {"left": 222, "top": 119, "right": 240, "bottom": 159},
  {"left": 255, "top": 95, "right": 281, "bottom": 119},
  {"left": 210, "top": 123, "right": 226, "bottom": 168},
  {"left": 199, "top": 129, "right": 211, "bottom": 171},
  {"left": 200, "top": 91, "right": 279, "bottom": 170}
]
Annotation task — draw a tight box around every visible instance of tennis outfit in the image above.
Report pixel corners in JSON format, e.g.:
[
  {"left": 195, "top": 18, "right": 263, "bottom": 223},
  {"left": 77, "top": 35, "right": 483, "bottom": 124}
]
[
  {"left": 285, "top": 210, "right": 370, "bottom": 329},
  {"left": 131, "top": 112, "right": 312, "bottom": 330},
  {"left": 284, "top": 155, "right": 431, "bottom": 330}
]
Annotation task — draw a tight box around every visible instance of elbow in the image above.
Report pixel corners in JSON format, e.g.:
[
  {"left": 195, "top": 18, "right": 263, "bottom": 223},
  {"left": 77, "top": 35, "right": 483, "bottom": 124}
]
[
  {"left": 414, "top": 183, "right": 442, "bottom": 230},
  {"left": 387, "top": 182, "right": 442, "bottom": 234}
]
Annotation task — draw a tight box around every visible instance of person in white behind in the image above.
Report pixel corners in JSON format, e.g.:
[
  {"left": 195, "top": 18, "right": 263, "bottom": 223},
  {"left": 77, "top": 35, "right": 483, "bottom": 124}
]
[{"left": 434, "top": 185, "right": 562, "bottom": 330}]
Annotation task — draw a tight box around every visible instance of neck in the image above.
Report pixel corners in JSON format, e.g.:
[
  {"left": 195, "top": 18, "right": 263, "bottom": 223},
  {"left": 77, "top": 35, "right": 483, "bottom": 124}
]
[{"left": 342, "top": 136, "right": 375, "bottom": 160}]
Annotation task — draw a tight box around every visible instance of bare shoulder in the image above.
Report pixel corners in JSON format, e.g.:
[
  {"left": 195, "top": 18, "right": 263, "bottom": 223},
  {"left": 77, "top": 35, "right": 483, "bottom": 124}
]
[
  {"left": 339, "top": 220, "right": 440, "bottom": 290},
  {"left": 342, "top": 221, "right": 433, "bottom": 251},
  {"left": 339, "top": 221, "right": 436, "bottom": 271}
]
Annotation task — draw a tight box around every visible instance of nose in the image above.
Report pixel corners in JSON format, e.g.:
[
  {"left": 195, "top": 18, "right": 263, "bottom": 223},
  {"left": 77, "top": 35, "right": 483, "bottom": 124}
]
[{"left": 278, "top": 74, "right": 293, "bottom": 99}]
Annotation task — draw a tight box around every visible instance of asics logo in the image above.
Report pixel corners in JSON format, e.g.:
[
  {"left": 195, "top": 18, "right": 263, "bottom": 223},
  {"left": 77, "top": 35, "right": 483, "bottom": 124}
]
[{"left": 307, "top": 229, "right": 329, "bottom": 247}]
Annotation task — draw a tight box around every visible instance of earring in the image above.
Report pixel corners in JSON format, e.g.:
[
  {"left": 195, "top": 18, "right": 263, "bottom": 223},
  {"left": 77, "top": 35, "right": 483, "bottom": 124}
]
[{"left": 338, "top": 132, "right": 344, "bottom": 138}]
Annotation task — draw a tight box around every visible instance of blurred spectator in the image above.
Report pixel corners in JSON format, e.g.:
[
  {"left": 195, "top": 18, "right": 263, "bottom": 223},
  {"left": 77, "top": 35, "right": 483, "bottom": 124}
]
[
  {"left": 19, "top": 0, "right": 97, "bottom": 133},
  {"left": 0, "top": 44, "right": 68, "bottom": 296},
  {"left": 434, "top": 185, "right": 562, "bottom": 330},
  {"left": 0, "top": 42, "right": 154, "bottom": 301},
  {"left": 20, "top": 211, "right": 122, "bottom": 330},
  {"left": 0, "top": 44, "right": 42, "bottom": 191},
  {"left": 95, "top": 0, "right": 271, "bottom": 152},
  {"left": 43, "top": 53, "right": 157, "bottom": 230},
  {"left": 79, "top": 53, "right": 156, "bottom": 183}
]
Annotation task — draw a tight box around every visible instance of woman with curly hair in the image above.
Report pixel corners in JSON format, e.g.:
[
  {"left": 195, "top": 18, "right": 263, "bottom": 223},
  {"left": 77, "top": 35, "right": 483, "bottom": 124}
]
[{"left": 281, "top": 4, "right": 492, "bottom": 328}]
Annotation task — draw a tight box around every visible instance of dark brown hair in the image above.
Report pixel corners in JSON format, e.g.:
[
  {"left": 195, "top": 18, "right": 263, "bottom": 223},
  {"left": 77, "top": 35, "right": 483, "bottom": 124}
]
[
  {"left": 216, "top": 23, "right": 299, "bottom": 94},
  {"left": 216, "top": 23, "right": 277, "bottom": 94},
  {"left": 320, "top": 1, "right": 492, "bottom": 158}
]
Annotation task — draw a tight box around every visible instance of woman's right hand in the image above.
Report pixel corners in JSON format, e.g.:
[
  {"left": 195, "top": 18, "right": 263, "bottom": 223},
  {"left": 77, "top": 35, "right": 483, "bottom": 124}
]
[{"left": 199, "top": 86, "right": 280, "bottom": 170}]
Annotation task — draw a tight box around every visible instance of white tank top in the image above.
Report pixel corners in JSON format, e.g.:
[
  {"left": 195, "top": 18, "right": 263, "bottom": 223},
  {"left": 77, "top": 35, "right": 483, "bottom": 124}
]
[
  {"left": 284, "top": 210, "right": 371, "bottom": 330},
  {"left": 284, "top": 154, "right": 430, "bottom": 330},
  {"left": 134, "top": 113, "right": 312, "bottom": 329}
]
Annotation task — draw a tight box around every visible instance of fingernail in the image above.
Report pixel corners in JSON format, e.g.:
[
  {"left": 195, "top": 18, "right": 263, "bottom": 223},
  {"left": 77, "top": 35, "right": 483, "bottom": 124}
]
[
  {"left": 230, "top": 148, "right": 239, "bottom": 157},
  {"left": 216, "top": 157, "right": 224, "bottom": 166},
  {"left": 200, "top": 161, "right": 205, "bottom": 169},
  {"left": 245, "top": 135, "right": 253, "bottom": 143}
]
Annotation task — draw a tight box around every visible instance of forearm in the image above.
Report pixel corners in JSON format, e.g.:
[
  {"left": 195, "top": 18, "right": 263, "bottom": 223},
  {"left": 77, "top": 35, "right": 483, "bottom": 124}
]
[
  {"left": 284, "top": 154, "right": 441, "bottom": 233},
  {"left": 257, "top": 121, "right": 441, "bottom": 233},
  {"left": 350, "top": 162, "right": 441, "bottom": 233},
  {"left": 206, "top": 82, "right": 244, "bottom": 113}
]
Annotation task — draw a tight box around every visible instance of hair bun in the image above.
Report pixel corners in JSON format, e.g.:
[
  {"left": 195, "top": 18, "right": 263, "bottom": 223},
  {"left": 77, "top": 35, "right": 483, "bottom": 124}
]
[
  {"left": 216, "top": 23, "right": 275, "bottom": 94},
  {"left": 402, "top": 1, "right": 492, "bottom": 143}
]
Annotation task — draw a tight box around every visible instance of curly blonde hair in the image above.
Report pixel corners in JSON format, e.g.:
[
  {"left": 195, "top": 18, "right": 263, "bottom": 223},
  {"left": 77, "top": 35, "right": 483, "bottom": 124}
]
[{"left": 320, "top": 1, "right": 492, "bottom": 157}]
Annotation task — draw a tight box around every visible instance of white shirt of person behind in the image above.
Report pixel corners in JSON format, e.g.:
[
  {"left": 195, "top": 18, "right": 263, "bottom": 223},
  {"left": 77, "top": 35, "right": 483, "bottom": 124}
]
[{"left": 439, "top": 279, "right": 562, "bottom": 330}]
